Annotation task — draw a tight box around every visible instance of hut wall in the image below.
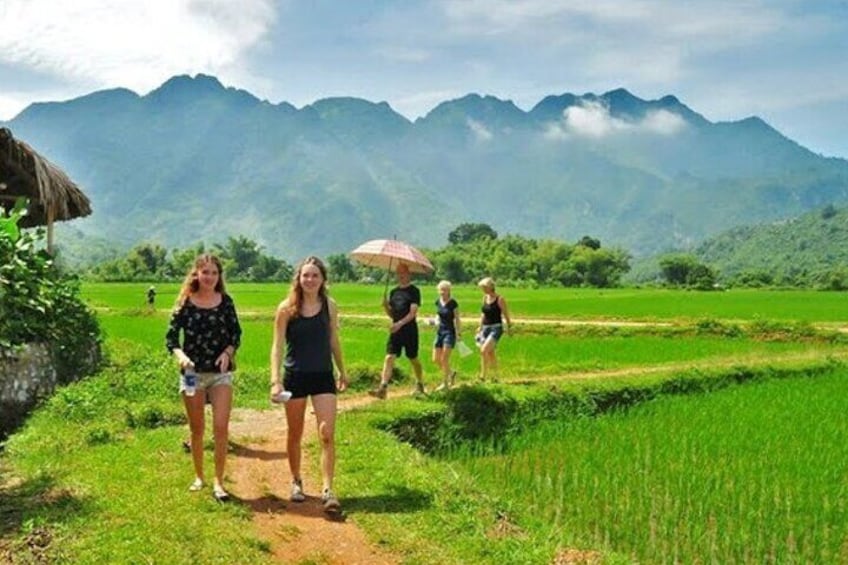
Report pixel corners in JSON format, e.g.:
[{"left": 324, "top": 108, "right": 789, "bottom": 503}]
[{"left": 0, "top": 343, "right": 57, "bottom": 439}]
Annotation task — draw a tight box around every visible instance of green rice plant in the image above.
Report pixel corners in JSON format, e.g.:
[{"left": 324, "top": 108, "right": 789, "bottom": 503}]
[
  {"left": 93, "top": 307, "right": 844, "bottom": 400},
  {"left": 457, "top": 369, "right": 848, "bottom": 562},
  {"left": 82, "top": 282, "right": 848, "bottom": 323}
]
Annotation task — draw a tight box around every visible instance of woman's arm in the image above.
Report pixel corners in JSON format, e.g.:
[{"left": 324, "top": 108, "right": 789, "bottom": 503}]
[
  {"left": 217, "top": 295, "right": 242, "bottom": 372},
  {"left": 499, "top": 295, "right": 512, "bottom": 335},
  {"left": 328, "top": 298, "right": 348, "bottom": 391},
  {"left": 166, "top": 307, "right": 193, "bottom": 368},
  {"left": 270, "top": 302, "right": 290, "bottom": 392},
  {"left": 454, "top": 304, "right": 461, "bottom": 336}
]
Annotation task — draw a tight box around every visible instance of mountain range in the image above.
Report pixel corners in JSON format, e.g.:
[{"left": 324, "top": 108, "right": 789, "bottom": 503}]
[{"left": 4, "top": 73, "right": 848, "bottom": 261}]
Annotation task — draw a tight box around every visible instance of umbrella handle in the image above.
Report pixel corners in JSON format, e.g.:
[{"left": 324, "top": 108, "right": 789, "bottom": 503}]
[{"left": 384, "top": 256, "right": 394, "bottom": 297}]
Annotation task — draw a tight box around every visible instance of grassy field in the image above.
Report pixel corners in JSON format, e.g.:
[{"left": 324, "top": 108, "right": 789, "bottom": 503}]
[
  {"left": 94, "top": 307, "right": 840, "bottom": 404},
  {"left": 457, "top": 370, "right": 848, "bottom": 562},
  {"left": 81, "top": 282, "right": 848, "bottom": 323},
  {"left": 3, "top": 283, "right": 848, "bottom": 563}
]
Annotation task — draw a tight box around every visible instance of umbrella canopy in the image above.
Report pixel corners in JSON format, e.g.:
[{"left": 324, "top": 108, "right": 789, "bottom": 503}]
[{"left": 350, "top": 238, "right": 434, "bottom": 274}]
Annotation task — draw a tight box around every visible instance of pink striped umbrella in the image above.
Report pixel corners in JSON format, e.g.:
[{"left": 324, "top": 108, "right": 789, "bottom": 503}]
[{"left": 349, "top": 238, "right": 434, "bottom": 274}]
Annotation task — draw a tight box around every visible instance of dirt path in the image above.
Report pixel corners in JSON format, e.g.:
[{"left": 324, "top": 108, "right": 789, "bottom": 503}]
[
  {"left": 226, "top": 394, "right": 397, "bottom": 565},
  {"left": 222, "top": 346, "right": 848, "bottom": 563}
]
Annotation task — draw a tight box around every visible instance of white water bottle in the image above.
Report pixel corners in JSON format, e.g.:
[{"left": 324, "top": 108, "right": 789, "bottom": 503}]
[
  {"left": 271, "top": 390, "right": 292, "bottom": 404},
  {"left": 183, "top": 364, "right": 197, "bottom": 396}
]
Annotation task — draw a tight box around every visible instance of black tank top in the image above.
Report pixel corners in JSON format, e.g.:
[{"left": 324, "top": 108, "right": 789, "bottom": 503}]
[
  {"left": 481, "top": 295, "right": 502, "bottom": 325},
  {"left": 284, "top": 299, "right": 332, "bottom": 372}
]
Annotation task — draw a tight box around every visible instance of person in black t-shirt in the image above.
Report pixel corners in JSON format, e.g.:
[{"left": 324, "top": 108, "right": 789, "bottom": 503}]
[
  {"left": 432, "top": 280, "right": 460, "bottom": 390},
  {"left": 369, "top": 263, "right": 425, "bottom": 399}
]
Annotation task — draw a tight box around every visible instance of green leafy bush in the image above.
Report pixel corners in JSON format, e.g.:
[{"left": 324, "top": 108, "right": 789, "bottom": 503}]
[{"left": 0, "top": 199, "right": 102, "bottom": 382}]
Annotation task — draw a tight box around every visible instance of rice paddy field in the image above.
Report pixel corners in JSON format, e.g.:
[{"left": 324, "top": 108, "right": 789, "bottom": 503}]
[
  {"left": 81, "top": 282, "right": 848, "bottom": 323},
  {"left": 3, "top": 281, "right": 846, "bottom": 563},
  {"left": 458, "top": 370, "right": 848, "bottom": 562}
]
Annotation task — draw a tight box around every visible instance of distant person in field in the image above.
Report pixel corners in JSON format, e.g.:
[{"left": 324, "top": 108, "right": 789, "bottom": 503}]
[
  {"left": 476, "top": 277, "right": 511, "bottom": 382},
  {"left": 166, "top": 254, "right": 241, "bottom": 502},
  {"left": 146, "top": 285, "right": 156, "bottom": 311},
  {"left": 370, "top": 263, "right": 425, "bottom": 399},
  {"left": 432, "top": 280, "right": 461, "bottom": 390},
  {"left": 270, "top": 256, "right": 348, "bottom": 514}
]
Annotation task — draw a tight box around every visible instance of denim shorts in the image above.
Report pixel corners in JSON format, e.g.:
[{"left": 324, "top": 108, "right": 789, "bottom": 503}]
[
  {"left": 180, "top": 372, "right": 232, "bottom": 394},
  {"left": 481, "top": 323, "right": 504, "bottom": 342},
  {"left": 433, "top": 329, "right": 457, "bottom": 349}
]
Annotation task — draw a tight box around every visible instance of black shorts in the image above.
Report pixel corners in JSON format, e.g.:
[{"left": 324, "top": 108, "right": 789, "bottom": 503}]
[
  {"left": 284, "top": 370, "right": 336, "bottom": 399},
  {"left": 386, "top": 322, "right": 419, "bottom": 359}
]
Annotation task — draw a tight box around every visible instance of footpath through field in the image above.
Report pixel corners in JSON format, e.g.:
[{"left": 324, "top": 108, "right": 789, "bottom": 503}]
[
  {"left": 224, "top": 345, "right": 848, "bottom": 564},
  {"left": 226, "top": 393, "right": 397, "bottom": 564}
]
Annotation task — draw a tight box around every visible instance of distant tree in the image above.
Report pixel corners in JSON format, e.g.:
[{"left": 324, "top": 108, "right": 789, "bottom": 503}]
[
  {"left": 561, "top": 246, "right": 631, "bottom": 287},
  {"left": 169, "top": 243, "right": 206, "bottom": 277},
  {"left": 687, "top": 263, "right": 718, "bottom": 290},
  {"left": 127, "top": 243, "right": 168, "bottom": 276},
  {"left": 448, "top": 222, "right": 498, "bottom": 245},
  {"left": 733, "top": 270, "right": 773, "bottom": 288},
  {"left": 659, "top": 253, "right": 718, "bottom": 289},
  {"left": 436, "top": 250, "right": 469, "bottom": 283},
  {"left": 577, "top": 235, "right": 601, "bottom": 250},
  {"left": 821, "top": 204, "right": 838, "bottom": 220},
  {"left": 213, "top": 236, "right": 263, "bottom": 278},
  {"left": 659, "top": 254, "right": 700, "bottom": 286},
  {"left": 327, "top": 253, "right": 357, "bottom": 282},
  {"left": 249, "top": 255, "right": 292, "bottom": 282}
]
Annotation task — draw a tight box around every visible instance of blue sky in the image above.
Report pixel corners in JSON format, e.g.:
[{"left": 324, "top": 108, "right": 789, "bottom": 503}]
[{"left": 1, "top": 0, "right": 847, "bottom": 158}]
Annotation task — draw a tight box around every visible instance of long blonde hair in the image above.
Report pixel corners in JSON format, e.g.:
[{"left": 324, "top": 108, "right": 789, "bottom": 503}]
[
  {"left": 285, "top": 256, "right": 329, "bottom": 319},
  {"left": 176, "top": 254, "right": 227, "bottom": 307}
]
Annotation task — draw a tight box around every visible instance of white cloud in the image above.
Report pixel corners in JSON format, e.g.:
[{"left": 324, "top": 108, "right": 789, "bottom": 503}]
[
  {"left": 563, "top": 101, "right": 626, "bottom": 138},
  {"left": 466, "top": 118, "right": 493, "bottom": 141},
  {"left": 641, "top": 110, "right": 686, "bottom": 135},
  {"left": 0, "top": 93, "right": 27, "bottom": 122},
  {"left": 0, "top": 0, "right": 275, "bottom": 95},
  {"left": 544, "top": 100, "right": 686, "bottom": 139}
]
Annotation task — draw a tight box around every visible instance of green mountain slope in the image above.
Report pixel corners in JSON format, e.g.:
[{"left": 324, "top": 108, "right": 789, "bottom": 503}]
[
  {"left": 5, "top": 74, "right": 848, "bottom": 261},
  {"left": 695, "top": 205, "right": 848, "bottom": 283}
]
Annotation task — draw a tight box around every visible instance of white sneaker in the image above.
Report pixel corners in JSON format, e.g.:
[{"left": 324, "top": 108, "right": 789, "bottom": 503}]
[
  {"left": 290, "top": 479, "right": 305, "bottom": 502},
  {"left": 322, "top": 488, "right": 340, "bottom": 513}
]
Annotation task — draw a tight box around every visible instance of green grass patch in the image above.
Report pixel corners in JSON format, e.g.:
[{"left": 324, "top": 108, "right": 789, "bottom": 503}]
[
  {"left": 82, "top": 282, "right": 848, "bottom": 323},
  {"left": 455, "top": 367, "right": 848, "bottom": 562}
]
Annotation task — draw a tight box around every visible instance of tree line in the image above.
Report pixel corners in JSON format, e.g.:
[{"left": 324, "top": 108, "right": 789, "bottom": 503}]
[
  {"left": 79, "top": 223, "right": 632, "bottom": 288},
  {"left": 73, "top": 219, "right": 848, "bottom": 290}
]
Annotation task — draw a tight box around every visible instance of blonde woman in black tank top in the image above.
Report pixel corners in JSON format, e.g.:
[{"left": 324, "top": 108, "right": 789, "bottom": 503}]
[{"left": 476, "top": 277, "right": 511, "bottom": 381}]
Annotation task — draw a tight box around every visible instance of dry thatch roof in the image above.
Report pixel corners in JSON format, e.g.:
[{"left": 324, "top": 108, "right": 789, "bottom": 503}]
[{"left": 0, "top": 127, "right": 91, "bottom": 228}]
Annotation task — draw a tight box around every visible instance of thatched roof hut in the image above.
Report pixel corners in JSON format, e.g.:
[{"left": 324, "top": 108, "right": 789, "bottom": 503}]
[{"left": 0, "top": 127, "right": 91, "bottom": 251}]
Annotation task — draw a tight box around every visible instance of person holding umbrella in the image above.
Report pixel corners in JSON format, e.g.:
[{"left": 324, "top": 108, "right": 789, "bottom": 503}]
[{"left": 370, "top": 262, "right": 425, "bottom": 398}]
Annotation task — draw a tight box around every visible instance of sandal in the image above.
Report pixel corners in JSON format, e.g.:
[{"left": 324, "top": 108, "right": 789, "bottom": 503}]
[{"left": 188, "top": 477, "right": 204, "bottom": 492}]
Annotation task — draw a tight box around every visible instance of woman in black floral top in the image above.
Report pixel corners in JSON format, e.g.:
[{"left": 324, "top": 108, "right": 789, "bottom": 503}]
[{"left": 166, "top": 254, "right": 241, "bottom": 501}]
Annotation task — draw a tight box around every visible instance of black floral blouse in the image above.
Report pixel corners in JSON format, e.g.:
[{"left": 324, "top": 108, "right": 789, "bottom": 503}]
[{"left": 166, "top": 294, "right": 242, "bottom": 373}]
